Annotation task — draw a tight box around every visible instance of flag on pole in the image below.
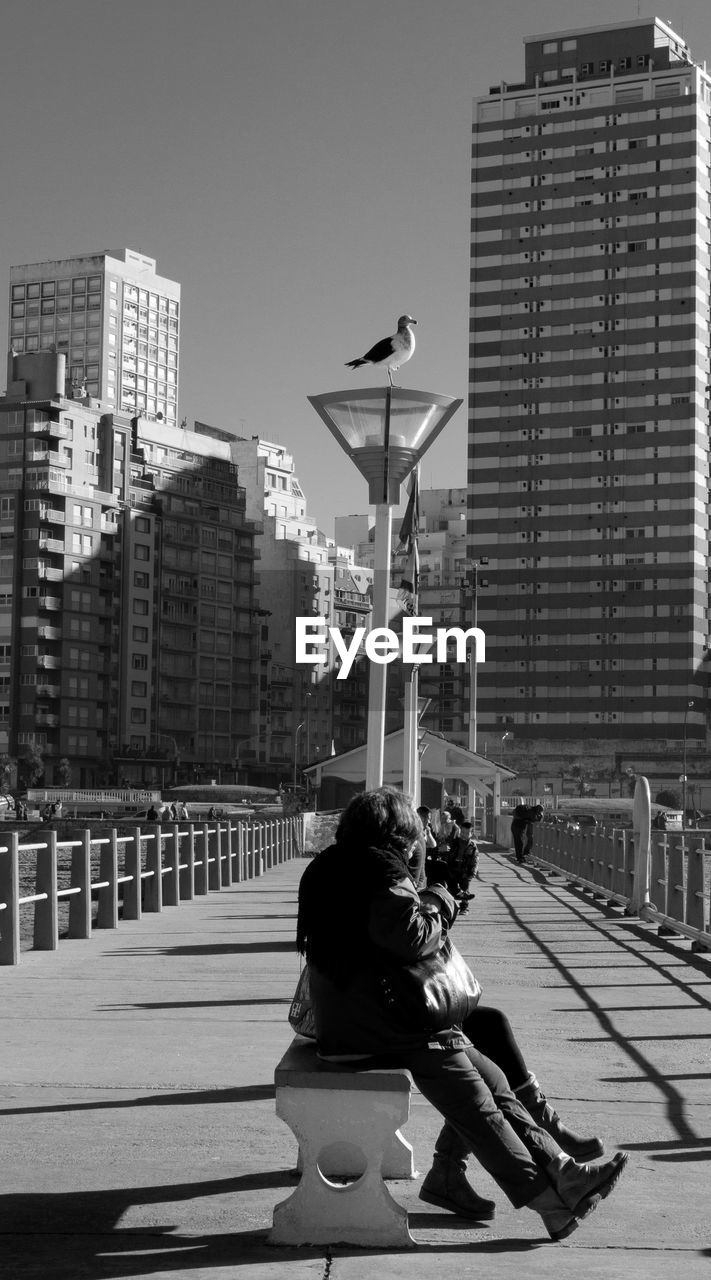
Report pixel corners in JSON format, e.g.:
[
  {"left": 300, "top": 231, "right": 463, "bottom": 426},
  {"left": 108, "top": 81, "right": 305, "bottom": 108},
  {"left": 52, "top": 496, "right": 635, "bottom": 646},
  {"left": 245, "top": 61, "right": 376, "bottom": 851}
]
[{"left": 397, "top": 468, "right": 420, "bottom": 617}]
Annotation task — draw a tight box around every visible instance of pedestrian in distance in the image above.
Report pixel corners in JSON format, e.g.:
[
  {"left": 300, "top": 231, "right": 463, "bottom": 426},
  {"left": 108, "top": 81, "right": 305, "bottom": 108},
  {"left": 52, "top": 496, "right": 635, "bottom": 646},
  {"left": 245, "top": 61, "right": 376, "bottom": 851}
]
[
  {"left": 447, "top": 820, "right": 479, "bottom": 913},
  {"left": 297, "top": 786, "right": 628, "bottom": 1241},
  {"left": 414, "top": 804, "right": 438, "bottom": 889},
  {"left": 511, "top": 803, "right": 543, "bottom": 864}
]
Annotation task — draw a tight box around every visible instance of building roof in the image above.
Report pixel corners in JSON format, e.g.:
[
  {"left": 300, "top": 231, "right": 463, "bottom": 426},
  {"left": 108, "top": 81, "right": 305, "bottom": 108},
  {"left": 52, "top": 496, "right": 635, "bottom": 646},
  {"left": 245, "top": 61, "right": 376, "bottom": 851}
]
[{"left": 303, "top": 729, "right": 516, "bottom": 797}]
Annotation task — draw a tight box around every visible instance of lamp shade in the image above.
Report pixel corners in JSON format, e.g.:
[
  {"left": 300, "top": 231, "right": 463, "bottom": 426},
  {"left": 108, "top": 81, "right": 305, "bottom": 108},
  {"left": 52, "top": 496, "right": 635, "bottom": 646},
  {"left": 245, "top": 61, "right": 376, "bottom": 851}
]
[{"left": 308, "top": 386, "right": 462, "bottom": 504}]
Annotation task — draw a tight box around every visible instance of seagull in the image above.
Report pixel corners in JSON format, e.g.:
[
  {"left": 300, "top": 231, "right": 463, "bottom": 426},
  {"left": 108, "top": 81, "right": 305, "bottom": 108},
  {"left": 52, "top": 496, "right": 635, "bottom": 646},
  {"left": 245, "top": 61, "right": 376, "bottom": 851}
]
[{"left": 345, "top": 315, "right": 417, "bottom": 384}]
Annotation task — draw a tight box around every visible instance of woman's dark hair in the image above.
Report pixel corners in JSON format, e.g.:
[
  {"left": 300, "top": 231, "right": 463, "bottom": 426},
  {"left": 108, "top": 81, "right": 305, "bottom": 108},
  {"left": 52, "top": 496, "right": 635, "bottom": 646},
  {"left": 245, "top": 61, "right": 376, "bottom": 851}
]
[{"left": 336, "top": 786, "right": 420, "bottom": 856}]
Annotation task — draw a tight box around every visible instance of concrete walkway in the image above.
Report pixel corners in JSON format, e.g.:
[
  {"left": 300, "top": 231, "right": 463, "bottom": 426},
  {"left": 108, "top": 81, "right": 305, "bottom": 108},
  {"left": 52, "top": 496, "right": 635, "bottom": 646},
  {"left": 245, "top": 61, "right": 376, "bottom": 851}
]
[{"left": 1, "top": 843, "right": 710, "bottom": 1279}]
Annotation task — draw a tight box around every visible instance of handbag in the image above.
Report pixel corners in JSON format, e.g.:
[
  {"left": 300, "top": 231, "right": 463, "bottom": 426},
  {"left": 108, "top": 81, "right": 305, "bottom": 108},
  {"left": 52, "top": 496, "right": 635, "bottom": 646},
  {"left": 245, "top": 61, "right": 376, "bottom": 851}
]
[
  {"left": 378, "top": 936, "right": 481, "bottom": 1033},
  {"left": 288, "top": 964, "right": 317, "bottom": 1039}
]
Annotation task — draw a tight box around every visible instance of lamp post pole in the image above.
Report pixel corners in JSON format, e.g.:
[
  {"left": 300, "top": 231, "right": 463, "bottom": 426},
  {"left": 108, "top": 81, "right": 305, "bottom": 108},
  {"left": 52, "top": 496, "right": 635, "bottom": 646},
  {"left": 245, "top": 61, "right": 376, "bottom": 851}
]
[
  {"left": 293, "top": 722, "right": 305, "bottom": 789},
  {"left": 367, "top": 502, "right": 393, "bottom": 789},
  {"left": 308, "top": 385, "right": 463, "bottom": 796},
  {"left": 682, "top": 698, "right": 694, "bottom": 822},
  {"left": 466, "top": 558, "right": 488, "bottom": 754}
]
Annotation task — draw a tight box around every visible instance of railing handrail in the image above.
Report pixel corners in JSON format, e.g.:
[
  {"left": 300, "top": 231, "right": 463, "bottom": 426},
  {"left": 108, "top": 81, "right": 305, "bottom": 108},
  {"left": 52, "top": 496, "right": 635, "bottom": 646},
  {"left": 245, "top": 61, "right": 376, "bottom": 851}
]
[
  {"left": 0, "top": 813, "right": 305, "bottom": 966},
  {"left": 533, "top": 817, "right": 711, "bottom": 955}
]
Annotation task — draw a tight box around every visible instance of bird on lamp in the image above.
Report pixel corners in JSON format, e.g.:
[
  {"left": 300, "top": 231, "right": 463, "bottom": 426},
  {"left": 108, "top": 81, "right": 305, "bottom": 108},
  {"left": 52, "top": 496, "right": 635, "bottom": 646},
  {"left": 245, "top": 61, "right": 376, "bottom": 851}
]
[{"left": 345, "top": 315, "right": 417, "bottom": 385}]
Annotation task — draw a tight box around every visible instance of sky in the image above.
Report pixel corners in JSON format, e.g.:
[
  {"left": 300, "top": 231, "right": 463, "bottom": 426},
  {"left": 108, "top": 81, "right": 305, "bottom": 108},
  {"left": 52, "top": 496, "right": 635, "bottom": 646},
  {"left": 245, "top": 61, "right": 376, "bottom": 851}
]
[{"left": 2, "top": 0, "right": 711, "bottom": 536}]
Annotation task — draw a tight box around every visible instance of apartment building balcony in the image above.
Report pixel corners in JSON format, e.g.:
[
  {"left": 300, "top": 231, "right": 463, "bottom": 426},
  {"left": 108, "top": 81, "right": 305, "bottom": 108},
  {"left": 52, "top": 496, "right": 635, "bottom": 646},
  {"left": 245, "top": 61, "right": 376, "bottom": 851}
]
[
  {"left": 38, "top": 595, "right": 62, "bottom": 611},
  {"left": 36, "top": 683, "right": 60, "bottom": 698},
  {"left": 38, "top": 535, "right": 65, "bottom": 554},
  {"left": 37, "top": 655, "right": 61, "bottom": 670},
  {"left": 36, "top": 714, "right": 59, "bottom": 728},
  {"left": 48, "top": 421, "right": 72, "bottom": 440},
  {"left": 37, "top": 625, "right": 61, "bottom": 641},
  {"left": 37, "top": 565, "right": 64, "bottom": 582},
  {"left": 40, "top": 508, "right": 66, "bottom": 525}
]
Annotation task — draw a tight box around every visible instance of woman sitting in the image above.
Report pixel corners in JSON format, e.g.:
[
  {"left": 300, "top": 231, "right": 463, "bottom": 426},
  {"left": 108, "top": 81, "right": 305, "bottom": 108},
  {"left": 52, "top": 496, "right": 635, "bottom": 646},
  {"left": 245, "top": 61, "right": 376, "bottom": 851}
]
[{"left": 296, "top": 786, "right": 627, "bottom": 1241}]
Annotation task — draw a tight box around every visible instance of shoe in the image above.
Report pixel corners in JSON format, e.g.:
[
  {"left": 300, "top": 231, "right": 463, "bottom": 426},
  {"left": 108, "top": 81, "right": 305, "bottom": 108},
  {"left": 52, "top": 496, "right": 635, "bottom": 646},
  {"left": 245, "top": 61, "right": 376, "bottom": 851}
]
[
  {"left": 515, "top": 1073, "right": 604, "bottom": 1160},
  {"left": 419, "top": 1162, "right": 496, "bottom": 1220},
  {"left": 528, "top": 1151, "right": 628, "bottom": 1241},
  {"left": 535, "top": 1151, "right": 628, "bottom": 1241},
  {"left": 419, "top": 1129, "right": 496, "bottom": 1221}
]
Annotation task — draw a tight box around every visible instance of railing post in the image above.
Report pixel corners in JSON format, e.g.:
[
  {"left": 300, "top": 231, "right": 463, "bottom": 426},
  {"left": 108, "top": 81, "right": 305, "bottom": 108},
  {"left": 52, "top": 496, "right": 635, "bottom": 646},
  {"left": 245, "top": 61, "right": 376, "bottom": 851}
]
[
  {"left": 686, "top": 835, "right": 708, "bottom": 948},
  {"left": 97, "top": 829, "right": 119, "bottom": 929},
  {"left": 649, "top": 831, "right": 666, "bottom": 913},
  {"left": 207, "top": 822, "right": 220, "bottom": 890},
  {"left": 34, "top": 829, "right": 59, "bottom": 951},
  {"left": 163, "top": 823, "right": 180, "bottom": 907},
  {"left": 256, "top": 822, "right": 264, "bottom": 877},
  {"left": 123, "top": 829, "right": 143, "bottom": 920},
  {"left": 234, "top": 822, "right": 244, "bottom": 883},
  {"left": 143, "top": 825, "right": 163, "bottom": 913},
  {"left": 0, "top": 833, "right": 20, "bottom": 965},
  {"left": 180, "top": 824, "right": 196, "bottom": 900},
  {"left": 195, "top": 825, "right": 210, "bottom": 896},
  {"left": 223, "top": 821, "right": 233, "bottom": 887},
  {"left": 245, "top": 824, "right": 254, "bottom": 879},
  {"left": 68, "top": 829, "right": 92, "bottom": 938},
  {"left": 661, "top": 836, "right": 685, "bottom": 933}
]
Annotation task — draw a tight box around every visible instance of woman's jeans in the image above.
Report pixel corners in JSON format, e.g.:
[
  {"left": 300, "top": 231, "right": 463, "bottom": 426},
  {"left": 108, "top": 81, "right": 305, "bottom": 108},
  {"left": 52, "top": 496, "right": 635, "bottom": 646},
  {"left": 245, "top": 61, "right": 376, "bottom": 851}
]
[
  {"left": 373, "top": 1043, "right": 561, "bottom": 1208},
  {"left": 464, "top": 1006, "right": 529, "bottom": 1090}
]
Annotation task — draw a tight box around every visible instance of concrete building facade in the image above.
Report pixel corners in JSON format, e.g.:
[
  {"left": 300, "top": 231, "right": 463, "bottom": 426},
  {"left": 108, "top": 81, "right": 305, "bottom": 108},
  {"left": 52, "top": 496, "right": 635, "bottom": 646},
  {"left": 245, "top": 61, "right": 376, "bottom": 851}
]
[
  {"left": 469, "top": 16, "right": 711, "bottom": 792},
  {"left": 9, "top": 249, "right": 180, "bottom": 430},
  {"left": 0, "top": 351, "right": 259, "bottom": 788}
]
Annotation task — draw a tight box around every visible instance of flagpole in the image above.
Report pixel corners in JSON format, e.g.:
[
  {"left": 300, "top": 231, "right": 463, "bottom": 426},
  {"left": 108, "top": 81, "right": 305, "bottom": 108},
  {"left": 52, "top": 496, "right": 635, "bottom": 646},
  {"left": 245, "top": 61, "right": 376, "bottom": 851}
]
[{"left": 402, "top": 465, "right": 421, "bottom": 805}]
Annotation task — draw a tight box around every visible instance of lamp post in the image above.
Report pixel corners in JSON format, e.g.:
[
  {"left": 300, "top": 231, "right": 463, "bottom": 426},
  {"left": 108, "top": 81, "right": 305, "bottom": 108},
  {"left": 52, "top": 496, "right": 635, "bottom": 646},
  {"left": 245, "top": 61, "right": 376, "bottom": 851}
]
[
  {"left": 308, "top": 385, "right": 462, "bottom": 789},
  {"left": 293, "top": 722, "right": 305, "bottom": 788},
  {"left": 682, "top": 698, "right": 695, "bottom": 822},
  {"left": 466, "top": 559, "right": 489, "bottom": 754}
]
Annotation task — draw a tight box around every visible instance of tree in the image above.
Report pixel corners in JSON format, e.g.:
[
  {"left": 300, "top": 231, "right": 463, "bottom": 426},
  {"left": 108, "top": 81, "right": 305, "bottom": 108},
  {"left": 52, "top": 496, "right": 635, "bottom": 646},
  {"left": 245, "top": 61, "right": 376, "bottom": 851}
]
[
  {"left": 655, "top": 788, "right": 681, "bottom": 809},
  {"left": 0, "top": 754, "right": 14, "bottom": 794},
  {"left": 56, "top": 757, "right": 72, "bottom": 788},
  {"left": 16, "top": 745, "right": 44, "bottom": 791},
  {"left": 565, "top": 762, "right": 596, "bottom": 797}
]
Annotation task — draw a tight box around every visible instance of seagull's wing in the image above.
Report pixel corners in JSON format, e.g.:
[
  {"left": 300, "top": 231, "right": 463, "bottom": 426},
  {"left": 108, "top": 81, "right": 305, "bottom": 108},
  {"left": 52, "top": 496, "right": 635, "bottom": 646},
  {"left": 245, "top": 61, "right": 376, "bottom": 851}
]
[{"left": 359, "top": 333, "right": 395, "bottom": 364}]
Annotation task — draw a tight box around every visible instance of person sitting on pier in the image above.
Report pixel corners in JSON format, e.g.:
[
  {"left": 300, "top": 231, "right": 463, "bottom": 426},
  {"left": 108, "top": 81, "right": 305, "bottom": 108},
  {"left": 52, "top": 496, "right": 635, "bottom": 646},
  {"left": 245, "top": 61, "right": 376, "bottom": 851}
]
[{"left": 297, "top": 787, "right": 628, "bottom": 1241}]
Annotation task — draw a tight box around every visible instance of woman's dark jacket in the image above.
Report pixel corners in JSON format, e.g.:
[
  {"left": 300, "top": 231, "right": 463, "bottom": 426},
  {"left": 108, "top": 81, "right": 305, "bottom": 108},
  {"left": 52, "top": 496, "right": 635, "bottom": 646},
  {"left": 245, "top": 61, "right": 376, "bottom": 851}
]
[{"left": 296, "top": 841, "right": 470, "bottom": 1057}]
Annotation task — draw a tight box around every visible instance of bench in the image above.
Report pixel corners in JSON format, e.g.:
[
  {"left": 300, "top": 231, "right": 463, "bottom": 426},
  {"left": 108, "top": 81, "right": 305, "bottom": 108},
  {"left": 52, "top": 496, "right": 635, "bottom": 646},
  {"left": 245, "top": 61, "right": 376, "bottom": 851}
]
[{"left": 268, "top": 1034, "right": 417, "bottom": 1248}]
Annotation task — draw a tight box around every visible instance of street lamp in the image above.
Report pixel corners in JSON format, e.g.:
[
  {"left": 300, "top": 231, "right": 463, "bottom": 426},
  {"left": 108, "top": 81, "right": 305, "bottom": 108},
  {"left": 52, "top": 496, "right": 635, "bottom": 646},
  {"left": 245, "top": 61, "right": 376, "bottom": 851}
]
[
  {"left": 308, "top": 385, "right": 462, "bottom": 788},
  {"left": 293, "top": 722, "right": 305, "bottom": 788},
  {"left": 466, "top": 558, "right": 489, "bottom": 753},
  {"left": 682, "top": 698, "right": 695, "bottom": 822}
]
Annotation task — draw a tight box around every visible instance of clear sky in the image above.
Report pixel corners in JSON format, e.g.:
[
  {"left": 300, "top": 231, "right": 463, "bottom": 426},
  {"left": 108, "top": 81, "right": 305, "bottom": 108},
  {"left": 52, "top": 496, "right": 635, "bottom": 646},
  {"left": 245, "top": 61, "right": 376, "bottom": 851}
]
[{"left": 1, "top": 0, "right": 710, "bottom": 535}]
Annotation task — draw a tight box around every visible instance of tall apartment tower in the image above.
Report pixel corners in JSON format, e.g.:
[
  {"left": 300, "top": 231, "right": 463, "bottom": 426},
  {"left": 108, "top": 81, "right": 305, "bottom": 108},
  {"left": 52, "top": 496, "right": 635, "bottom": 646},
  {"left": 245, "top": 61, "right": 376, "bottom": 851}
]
[
  {"left": 9, "top": 249, "right": 180, "bottom": 429},
  {"left": 469, "top": 17, "right": 711, "bottom": 783},
  {"left": 0, "top": 350, "right": 258, "bottom": 789}
]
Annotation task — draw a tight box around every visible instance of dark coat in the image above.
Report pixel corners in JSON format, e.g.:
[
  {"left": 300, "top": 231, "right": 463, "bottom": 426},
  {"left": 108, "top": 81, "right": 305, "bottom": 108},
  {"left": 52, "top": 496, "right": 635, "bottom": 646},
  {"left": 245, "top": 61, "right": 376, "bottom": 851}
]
[{"left": 297, "top": 843, "right": 469, "bottom": 1057}]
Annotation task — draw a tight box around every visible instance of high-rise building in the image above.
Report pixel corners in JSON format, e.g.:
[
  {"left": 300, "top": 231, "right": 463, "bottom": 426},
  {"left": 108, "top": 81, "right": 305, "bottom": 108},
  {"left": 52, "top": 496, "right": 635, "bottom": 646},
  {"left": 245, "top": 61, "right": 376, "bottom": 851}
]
[
  {"left": 0, "top": 350, "right": 258, "bottom": 789},
  {"left": 469, "top": 17, "right": 711, "bottom": 787},
  {"left": 8, "top": 249, "right": 180, "bottom": 430},
  {"left": 228, "top": 435, "right": 335, "bottom": 783}
]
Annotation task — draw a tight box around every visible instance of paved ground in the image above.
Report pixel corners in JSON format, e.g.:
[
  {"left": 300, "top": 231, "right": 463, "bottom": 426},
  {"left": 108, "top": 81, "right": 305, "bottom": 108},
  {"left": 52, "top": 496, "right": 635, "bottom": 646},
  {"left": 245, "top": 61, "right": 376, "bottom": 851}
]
[{"left": 1, "top": 841, "right": 710, "bottom": 1279}]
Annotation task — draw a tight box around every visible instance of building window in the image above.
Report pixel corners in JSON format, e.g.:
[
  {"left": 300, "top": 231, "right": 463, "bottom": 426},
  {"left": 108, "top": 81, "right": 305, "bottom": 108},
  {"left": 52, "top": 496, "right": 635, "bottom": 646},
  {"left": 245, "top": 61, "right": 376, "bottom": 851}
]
[
  {"left": 133, "top": 599, "right": 149, "bottom": 615},
  {"left": 132, "top": 626, "right": 148, "bottom": 642}
]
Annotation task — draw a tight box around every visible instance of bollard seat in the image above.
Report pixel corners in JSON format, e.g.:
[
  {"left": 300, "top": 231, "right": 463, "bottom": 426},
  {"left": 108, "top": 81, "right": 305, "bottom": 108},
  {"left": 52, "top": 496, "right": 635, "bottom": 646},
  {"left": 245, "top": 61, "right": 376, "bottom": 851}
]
[{"left": 269, "top": 1034, "right": 416, "bottom": 1248}]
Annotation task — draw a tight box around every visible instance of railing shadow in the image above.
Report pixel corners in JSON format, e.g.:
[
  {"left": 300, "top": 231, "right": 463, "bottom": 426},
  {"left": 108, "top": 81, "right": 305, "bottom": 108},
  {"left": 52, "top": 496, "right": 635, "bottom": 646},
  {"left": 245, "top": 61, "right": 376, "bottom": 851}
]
[{"left": 489, "top": 871, "right": 711, "bottom": 1151}]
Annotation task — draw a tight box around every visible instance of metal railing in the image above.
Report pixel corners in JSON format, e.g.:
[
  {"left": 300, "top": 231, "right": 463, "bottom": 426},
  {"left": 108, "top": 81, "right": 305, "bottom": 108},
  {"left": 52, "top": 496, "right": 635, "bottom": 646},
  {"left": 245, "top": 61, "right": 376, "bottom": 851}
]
[
  {"left": 533, "top": 820, "right": 711, "bottom": 952},
  {"left": 0, "top": 814, "right": 304, "bottom": 966}
]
